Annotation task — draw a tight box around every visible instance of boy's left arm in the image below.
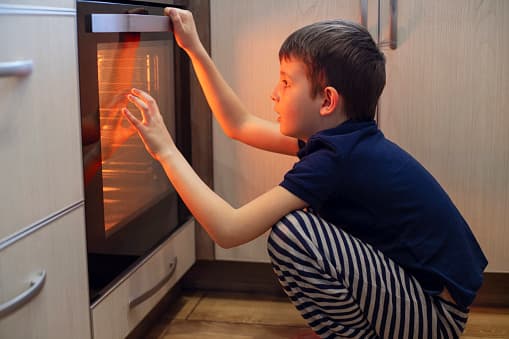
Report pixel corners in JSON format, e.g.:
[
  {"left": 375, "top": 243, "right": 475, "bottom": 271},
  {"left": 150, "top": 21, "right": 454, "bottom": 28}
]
[
  {"left": 123, "top": 88, "right": 307, "bottom": 248},
  {"left": 160, "top": 149, "right": 306, "bottom": 248}
]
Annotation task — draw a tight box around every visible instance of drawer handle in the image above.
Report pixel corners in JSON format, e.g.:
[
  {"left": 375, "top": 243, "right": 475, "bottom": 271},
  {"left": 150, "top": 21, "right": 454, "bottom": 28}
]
[
  {"left": 0, "top": 60, "right": 33, "bottom": 77},
  {"left": 129, "top": 257, "right": 178, "bottom": 308},
  {"left": 0, "top": 270, "right": 46, "bottom": 318}
]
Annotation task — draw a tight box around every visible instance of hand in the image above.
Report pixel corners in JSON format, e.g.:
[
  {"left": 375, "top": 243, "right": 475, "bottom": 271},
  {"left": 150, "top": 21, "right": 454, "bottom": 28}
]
[
  {"left": 164, "top": 7, "right": 202, "bottom": 54},
  {"left": 122, "top": 88, "right": 176, "bottom": 161}
]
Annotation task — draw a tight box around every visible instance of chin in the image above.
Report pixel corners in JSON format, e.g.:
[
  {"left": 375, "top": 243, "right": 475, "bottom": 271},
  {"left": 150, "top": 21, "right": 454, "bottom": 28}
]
[
  {"left": 279, "top": 126, "right": 291, "bottom": 137},
  {"left": 280, "top": 126, "right": 300, "bottom": 139}
]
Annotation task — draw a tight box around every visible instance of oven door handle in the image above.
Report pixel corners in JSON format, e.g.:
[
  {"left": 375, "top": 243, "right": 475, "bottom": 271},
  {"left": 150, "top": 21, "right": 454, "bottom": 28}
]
[{"left": 91, "top": 13, "right": 171, "bottom": 33}]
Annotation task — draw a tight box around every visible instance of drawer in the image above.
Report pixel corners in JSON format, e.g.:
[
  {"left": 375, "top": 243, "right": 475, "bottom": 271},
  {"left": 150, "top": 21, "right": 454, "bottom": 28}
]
[
  {"left": 0, "top": 13, "right": 83, "bottom": 242},
  {"left": 0, "top": 1, "right": 75, "bottom": 8},
  {"left": 0, "top": 206, "right": 91, "bottom": 339},
  {"left": 91, "top": 219, "right": 196, "bottom": 339}
]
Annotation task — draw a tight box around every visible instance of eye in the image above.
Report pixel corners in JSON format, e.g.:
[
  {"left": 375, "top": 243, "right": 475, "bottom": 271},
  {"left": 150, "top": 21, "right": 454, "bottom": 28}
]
[{"left": 281, "top": 79, "right": 289, "bottom": 87}]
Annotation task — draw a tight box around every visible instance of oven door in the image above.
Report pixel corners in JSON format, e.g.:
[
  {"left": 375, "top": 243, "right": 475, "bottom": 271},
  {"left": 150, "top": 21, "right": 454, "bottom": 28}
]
[{"left": 77, "top": 1, "right": 190, "bottom": 302}]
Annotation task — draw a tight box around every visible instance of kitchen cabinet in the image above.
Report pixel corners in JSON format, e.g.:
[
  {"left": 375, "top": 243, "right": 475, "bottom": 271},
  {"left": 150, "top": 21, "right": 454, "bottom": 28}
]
[
  {"left": 210, "top": 0, "right": 373, "bottom": 262},
  {"left": 0, "top": 1, "right": 91, "bottom": 338},
  {"left": 378, "top": 0, "right": 509, "bottom": 272},
  {"left": 0, "top": 3, "right": 83, "bottom": 243},
  {"left": 211, "top": 0, "right": 508, "bottom": 270},
  {"left": 0, "top": 0, "right": 74, "bottom": 8},
  {"left": 0, "top": 206, "right": 90, "bottom": 339},
  {"left": 1, "top": 1, "right": 202, "bottom": 337}
]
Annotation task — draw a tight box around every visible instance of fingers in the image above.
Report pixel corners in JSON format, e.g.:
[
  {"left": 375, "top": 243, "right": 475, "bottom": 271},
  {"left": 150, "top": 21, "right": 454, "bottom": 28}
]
[
  {"left": 127, "top": 93, "right": 149, "bottom": 123},
  {"left": 127, "top": 88, "right": 161, "bottom": 125},
  {"left": 130, "top": 88, "right": 158, "bottom": 111},
  {"left": 164, "top": 7, "right": 181, "bottom": 27},
  {"left": 164, "top": 7, "right": 183, "bottom": 19},
  {"left": 164, "top": 7, "right": 193, "bottom": 34},
  {"left": 131, "top": 87, "right": 150, "bottom": 101},
  {"left": 163, "top": 7, "right": 173, "bottom": 17},
  {"left": 121, "top": 107, "right": 143, "bottom": 130}
]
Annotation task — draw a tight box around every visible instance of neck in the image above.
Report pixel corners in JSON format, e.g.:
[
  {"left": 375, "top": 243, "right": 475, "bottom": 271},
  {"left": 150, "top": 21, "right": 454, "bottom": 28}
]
[{"left": 301, "top": 114, "right": 348, "bottom": 142}]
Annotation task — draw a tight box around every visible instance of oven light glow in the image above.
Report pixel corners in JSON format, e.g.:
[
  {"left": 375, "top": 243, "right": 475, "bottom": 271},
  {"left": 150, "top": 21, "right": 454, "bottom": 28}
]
[
  {"left": 94, "top": 39, "right": 170, "bottom": 234},
  {"left": 146, "top": 54, "right": 151, "bottom": 92},
  {"left": 103, "top": 187, "right": 120, "bottom": 192}
]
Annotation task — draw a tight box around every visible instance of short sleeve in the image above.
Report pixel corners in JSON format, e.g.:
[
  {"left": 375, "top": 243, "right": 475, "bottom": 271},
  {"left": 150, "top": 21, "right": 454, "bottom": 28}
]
[
  {"left": 297, "top": 139, "right": 306, "bottom": 150},
  {"left": 280, "top": 144, "right": 341, "bottom": 210}
]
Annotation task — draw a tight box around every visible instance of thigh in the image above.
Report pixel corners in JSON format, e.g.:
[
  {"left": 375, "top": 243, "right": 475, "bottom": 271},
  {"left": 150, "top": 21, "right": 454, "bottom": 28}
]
[{"left": 268, "top": 210, "right": 468, "bottom": 339}]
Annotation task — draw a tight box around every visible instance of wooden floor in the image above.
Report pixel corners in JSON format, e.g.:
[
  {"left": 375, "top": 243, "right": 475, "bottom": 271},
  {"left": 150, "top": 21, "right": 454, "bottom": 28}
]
[{"left": 145, "top": 291, "right": 509, "bottom": 339}]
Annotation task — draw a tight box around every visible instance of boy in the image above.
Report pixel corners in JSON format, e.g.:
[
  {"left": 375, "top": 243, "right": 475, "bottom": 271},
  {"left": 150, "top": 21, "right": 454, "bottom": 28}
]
[{"left": 122, "top": 8, "right": 487, "bottom": 339}]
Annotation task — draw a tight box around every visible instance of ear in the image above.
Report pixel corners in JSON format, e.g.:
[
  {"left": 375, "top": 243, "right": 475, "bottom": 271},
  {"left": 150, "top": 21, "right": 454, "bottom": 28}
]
[{"left": 319, "top": 86, "right": 341, "bottom": 116}]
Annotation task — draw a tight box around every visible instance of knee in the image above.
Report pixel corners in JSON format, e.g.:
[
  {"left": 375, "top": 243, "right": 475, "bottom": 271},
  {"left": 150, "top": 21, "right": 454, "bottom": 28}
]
[
  {"left": 269, "top": 210, "right": 307, "bottom": 241},
  {"left": 268, "top": 210, "right": 316, "bottom": 259}
]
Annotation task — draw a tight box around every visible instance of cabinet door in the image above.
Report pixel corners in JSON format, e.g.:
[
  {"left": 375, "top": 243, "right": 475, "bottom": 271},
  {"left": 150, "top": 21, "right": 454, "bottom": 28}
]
[
  {"left": 211, "top": 0, "right": 365, "bottom": 262},
  {"left": 0, "top": 206, "right": 91, "bottom": 339},
  {"left": 378, "top": 0, "right": 509, "bottom": 271},
  {"left": 0, "top": 11, "right": 83, "bottom": 242},
  {"left": 0, "top": 1, "right": 74, "bottom": 8}
]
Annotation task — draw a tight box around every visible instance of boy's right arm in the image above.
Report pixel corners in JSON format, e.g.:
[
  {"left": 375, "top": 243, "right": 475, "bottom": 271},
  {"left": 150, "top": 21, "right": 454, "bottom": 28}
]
[
  {"left": 122, "top": 89, "right": 308, "bottom": 249},
  {"left": 165, "top": 8, "right": 299, "bottom": 156}
]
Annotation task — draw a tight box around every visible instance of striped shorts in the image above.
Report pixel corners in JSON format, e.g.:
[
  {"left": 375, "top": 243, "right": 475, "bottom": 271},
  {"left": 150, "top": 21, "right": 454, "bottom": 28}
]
[{"left": 267, "top": 210, "right": 469, "bottom": 339}]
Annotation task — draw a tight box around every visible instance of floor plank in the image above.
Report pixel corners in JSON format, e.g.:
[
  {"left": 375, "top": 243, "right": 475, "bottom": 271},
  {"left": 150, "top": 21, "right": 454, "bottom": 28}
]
[
  {"left": 461, "top": 307, "right": 509, "bottom": 338},
  {"left": 158, "top": 320, "right": 315, "bottom": 339},
  {"left": 187, "top": 292, "right": 306, "bottom": 327},
  {"left": 145, "top": 291, "right": 509, "bottom": 339}
]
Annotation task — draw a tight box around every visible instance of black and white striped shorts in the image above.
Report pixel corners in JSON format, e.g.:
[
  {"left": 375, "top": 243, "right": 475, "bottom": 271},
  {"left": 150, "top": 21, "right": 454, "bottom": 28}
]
[{"left": 267, "top": 210, "right": 469, "bottom": 339}]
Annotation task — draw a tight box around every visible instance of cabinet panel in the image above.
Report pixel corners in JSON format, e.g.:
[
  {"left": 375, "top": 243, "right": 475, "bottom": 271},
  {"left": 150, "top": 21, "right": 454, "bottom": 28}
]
[
  {"left": 0, "top": 13, "right": 83, "bottom": 242},
  {"left": 211, "top": 0, "right": 364, "bottom": 262},
  {"left": 0, "top": 1, "right": 75, "bottom": 8},
  {"left": 0, "top": 206, "right": 90, "bottom": 339},
  {"left": 91, "top": 219, "right": 195, "bottom": 339},
  {"left": 378, "top": 0, "right": 509, "bottom": 271}
]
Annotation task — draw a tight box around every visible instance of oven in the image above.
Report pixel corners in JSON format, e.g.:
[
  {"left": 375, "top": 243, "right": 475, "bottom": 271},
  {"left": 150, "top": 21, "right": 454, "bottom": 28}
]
[{"left": 76, "top": 0, "right": 191, "bottom": 303}]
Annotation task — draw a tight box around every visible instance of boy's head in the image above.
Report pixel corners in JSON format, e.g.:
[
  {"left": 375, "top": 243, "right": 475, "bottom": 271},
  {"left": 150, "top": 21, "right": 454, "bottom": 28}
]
[{"left": 279, "top": 19, "right": 386, "bottom": 121}]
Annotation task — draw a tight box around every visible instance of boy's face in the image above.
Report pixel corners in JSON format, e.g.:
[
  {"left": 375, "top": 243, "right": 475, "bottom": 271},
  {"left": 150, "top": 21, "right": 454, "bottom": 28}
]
[{"left": 271, "top": 57, "right": 324, "bottom": 140}]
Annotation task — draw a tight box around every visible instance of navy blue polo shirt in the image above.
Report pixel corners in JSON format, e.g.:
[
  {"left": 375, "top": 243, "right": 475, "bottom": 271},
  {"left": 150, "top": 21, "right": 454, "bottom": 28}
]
[{"left": 280, "top": 119, "right": 487, "bottom": 309}]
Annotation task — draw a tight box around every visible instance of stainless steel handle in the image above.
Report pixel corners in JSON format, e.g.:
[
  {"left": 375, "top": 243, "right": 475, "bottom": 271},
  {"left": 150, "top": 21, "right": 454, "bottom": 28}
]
[
  {"left": 389, "top": 0, "right": 397, "bottom": 49},
  {"left": 360, "top": 0, "right": 368, "bottom": 28},
  {"left": 129, "top": 257, "right": 177, "bottom": 308},
  {"left": 0, "top": 60, "right": 33, "bottom": 77},
  {"left": 91, "top": 14, "right": 170, "bottom": 33},
  {"left": 0, "top": 271, "right": 46, "bottom": 318}
]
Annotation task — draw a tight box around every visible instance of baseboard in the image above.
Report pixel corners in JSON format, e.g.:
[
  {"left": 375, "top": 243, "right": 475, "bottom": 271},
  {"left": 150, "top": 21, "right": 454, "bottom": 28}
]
[
  {"left": 181, "top": 260, "right": 509, "bottom": 307},
  {"left": 181, "top": 260, "right": 286, "bottom": 297},
  {"left": 472, "top": 272, "right": 509, "bottom": 307}
]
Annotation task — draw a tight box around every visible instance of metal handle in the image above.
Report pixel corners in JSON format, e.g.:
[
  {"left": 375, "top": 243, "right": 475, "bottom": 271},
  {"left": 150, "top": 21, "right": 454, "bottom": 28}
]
[
  {"left": 0, "top": 271, "right": 46, "bottom": 318},
  {"left": 0, "top": 60, "right": 33, "bottom": 77},
  {"left": 129, "top": 257, "right": 177, "bottom": 308},
  {"left": 360, "top": 0, "right": 368, "bottom": 28},
  {"left": 389, "top": 0, "right": 397, "bottom": 49},
  {"left": 91, "top": 14, "right": 170, "bottom": 33}
]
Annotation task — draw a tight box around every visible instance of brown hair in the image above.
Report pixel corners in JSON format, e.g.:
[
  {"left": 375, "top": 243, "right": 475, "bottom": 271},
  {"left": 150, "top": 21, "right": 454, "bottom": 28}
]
[{"left": 279, "top": 20, "right": 386, "bottom": 121}]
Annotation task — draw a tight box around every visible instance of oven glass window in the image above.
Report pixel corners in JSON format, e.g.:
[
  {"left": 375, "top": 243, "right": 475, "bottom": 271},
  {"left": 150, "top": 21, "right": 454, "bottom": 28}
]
[{"left": 96, "top": 39, "right": 175, "bottom": 236}]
